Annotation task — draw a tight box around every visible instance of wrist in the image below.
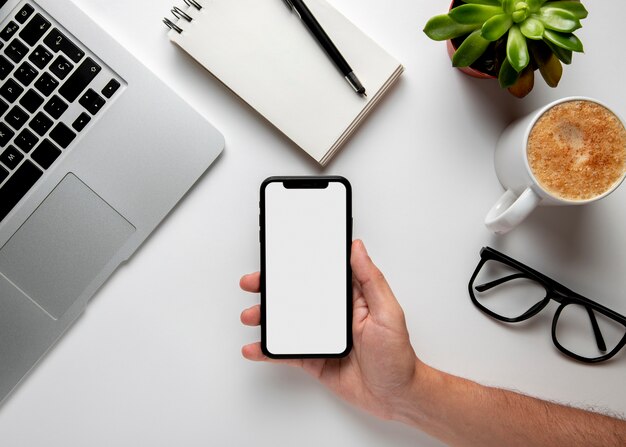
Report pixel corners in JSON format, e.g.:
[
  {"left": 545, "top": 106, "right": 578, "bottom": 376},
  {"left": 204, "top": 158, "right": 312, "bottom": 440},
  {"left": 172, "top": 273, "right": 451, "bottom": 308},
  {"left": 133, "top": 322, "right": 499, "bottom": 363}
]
[{"left": 389, "top": 359, "right": 445, "bottom": 428}]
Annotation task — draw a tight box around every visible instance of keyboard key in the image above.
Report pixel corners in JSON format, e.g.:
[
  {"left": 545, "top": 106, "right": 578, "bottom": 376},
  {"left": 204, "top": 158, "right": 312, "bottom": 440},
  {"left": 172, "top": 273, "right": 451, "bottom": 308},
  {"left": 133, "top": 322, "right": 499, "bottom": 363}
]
[
  {"left": 0, "top": 98, "right": 8, "bottom": 116},
  {"left": 14, "top": 128, "right": 38, "bottom": 153},
  {"left": 0, "top": 123, "right": 15, "bottom": 146},
  {"left": 15, "top": 4, "right": 35, "bottom": 24},
  {"left": 50, "top": 55, "right": 73, "bottom": 80},
  {"left": 19, "top": 13, "right": 51, "bottom": 46},
  {"left": 34, "top": 71, "right": 58, "bottom": 96},
  {"left": 14, "top": 61, "right": 38, "bottom": 86},
  {"left": 0, "top": 54, "right": 14, "bottom": 80},
  {"left": 0, "top": 78, "right": 23, "bottom": 102},
  {"left": 58, "top": 57, "right": 100, "bottom": 102},
  {"left": 102, "top": 79, "right": 121, "bottom": 99},
  {"left": 43, "top": 29, "right": 84, "bottom": 63},
  {"left": 0, "top": 145, "right": 23, "bottom": 170},
  {"left": 79, "top": 88, "right": 105, "bottom": 115},
  {"left": 5, "top": 38, "right": 28, "bottom": 63},
  {"left": 28, "top": 111, "right": 52, "bottom": 136},
  {"left": 0, "top": 165, "right": 7, "bottom": 183},
  {"left": 5, "top": 105, "right": 29, "bottom": 130},
  {"left": 72, "top": 112, "right": 91, "bottom": 132},
  {"left": 32, "top": 138, "right": 60, "bottom": 169},
  {"left": 29, "top": 44, "right": 53, "bottom": 69},
  {"left": 49, "top": 122, "right": 75, "bottom": 149},
  {"left": 43, "top": 95, "right": 68, "bottom": 119},
  {"left": 0, "top": 159, "right": 43, "bottom": 222},
  {"left": 19, "top": 88, "right": 44, "bottom": 113},
  {"left": 1, "top": 21, "right": 20, "bottom": 42}
]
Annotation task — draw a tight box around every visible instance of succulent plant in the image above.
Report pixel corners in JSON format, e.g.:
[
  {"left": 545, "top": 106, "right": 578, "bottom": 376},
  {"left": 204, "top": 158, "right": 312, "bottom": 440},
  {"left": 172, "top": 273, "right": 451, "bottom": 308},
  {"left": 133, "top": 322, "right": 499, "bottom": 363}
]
[{"left": 424, "top": 0, "right": 588, "bottom": 97}]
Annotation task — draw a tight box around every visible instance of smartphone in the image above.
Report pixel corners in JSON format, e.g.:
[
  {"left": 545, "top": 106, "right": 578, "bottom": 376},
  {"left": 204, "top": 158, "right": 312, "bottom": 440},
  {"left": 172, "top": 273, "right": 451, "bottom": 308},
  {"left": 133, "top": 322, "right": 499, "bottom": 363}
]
[{"left": 260, "top": 176, "right": 352, "bottom": 358}]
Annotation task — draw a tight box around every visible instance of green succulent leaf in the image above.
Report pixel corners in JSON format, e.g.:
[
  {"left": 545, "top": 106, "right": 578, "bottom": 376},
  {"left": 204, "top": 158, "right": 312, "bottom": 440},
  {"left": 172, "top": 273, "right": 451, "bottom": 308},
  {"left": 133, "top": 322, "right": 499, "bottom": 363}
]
[
  {"left": 520, "top": 17, "right": 545, "bottom": 39},
  {"left": 512, "top": 9, "right": 529, "bottom": 23},
  {"left": 543, "top": 29, "right": 584, "bottom": 52},
  {"left": 544, "top": 39, "right": 573, "bottom": 64},
  {"left": 541, "top": 2, "right": 588, "bottom": 20},
  {"left": 452, "top": 29, "right": 491, "bottom": 67},
  {"left": 423, "top": 14, "right": 480, "bottom": 41},
  {"left": 506, "top": 25, "right": 530, "bottom": 72},
  {"left": 461, "top": 0, "right": 502, "bottom": 5},
  {"left": 449, "top": 5, "right": 503, "bottom": 24},
  {"left": 525, "top": 0, "right": 543, "bottom": 13},
  {"left": 538, "top": 9, "right": 581, "bottom": 33},
  {"left": 502, "top": 0, "right": 516, "bottom": 14},
  {"left": 481, "top": 14, "right": 513, "bottom": 41},
  {"left": 498, "top": 57, "right": 520, "bottom": 88}
]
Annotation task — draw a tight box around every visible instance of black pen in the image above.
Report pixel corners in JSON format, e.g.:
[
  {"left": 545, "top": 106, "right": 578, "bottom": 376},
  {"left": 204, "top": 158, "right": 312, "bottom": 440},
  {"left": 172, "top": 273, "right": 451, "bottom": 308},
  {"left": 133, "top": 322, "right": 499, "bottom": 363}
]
[{"left": 282, "top": 0, "right": 367, "bottom": 97}]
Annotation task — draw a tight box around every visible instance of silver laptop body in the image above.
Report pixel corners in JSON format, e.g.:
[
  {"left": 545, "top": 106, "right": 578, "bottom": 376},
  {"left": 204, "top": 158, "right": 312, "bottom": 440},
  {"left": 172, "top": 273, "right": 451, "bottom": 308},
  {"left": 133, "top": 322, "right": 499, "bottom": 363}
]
[{"left": 0, "top": 0, "right": 224, "bottom": 404}]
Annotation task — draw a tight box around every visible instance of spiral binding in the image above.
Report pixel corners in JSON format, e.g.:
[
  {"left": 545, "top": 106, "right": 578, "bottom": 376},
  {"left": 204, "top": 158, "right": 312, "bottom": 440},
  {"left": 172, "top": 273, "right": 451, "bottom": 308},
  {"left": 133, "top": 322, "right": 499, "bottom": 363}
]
[
  {"left": 163, "top": 0, "right": 203, "bottom": 34},
  {"left": 184, "top": 0, "right": 202, "bottom": 9}
]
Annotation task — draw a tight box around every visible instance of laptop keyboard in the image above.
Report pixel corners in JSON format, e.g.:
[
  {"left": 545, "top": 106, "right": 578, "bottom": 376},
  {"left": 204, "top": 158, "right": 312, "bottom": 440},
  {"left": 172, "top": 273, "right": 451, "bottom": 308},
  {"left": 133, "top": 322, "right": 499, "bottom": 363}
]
[{"left": 0, "top": 1, "right": 124, "bottom": 223}]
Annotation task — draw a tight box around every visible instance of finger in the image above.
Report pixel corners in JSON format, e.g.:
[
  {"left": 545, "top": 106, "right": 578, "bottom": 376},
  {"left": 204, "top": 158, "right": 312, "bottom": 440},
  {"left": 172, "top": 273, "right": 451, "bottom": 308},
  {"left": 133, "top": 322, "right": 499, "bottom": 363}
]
[
  {"left": 350, "top": 240, "right": 400, "bottom": 316},
  {"left": 242, "top": 342, "right": 267, "bottom": 361},
  {"left": 241, "top": 304, "right": 261, "bottom": 326},
  {"left": 241, "top": 342, "right": 304, "bottom": 368},
  {"left": 240, "top": 272, "right": 261, "bottom": 293}
]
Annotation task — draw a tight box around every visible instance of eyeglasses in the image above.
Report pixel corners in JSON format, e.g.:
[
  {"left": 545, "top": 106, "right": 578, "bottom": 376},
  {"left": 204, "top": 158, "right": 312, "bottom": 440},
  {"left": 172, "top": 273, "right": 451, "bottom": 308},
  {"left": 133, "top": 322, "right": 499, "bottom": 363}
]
[{"left": 468, "top": 247, "right": 626, "bottom": 363}]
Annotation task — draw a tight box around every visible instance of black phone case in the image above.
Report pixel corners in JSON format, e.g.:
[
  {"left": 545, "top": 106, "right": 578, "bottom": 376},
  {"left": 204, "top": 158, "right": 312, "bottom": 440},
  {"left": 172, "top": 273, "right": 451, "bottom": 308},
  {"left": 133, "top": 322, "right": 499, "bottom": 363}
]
[{"left": 259, "top": 176, "right": 353, "bottom": 359}]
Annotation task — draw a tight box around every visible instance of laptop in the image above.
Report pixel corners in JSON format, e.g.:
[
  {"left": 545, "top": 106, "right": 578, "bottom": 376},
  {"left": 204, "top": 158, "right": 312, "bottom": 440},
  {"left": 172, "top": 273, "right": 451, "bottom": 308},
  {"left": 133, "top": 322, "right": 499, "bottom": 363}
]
[{"left": 0, "top": 0, "right": 224, "bottom": 404}]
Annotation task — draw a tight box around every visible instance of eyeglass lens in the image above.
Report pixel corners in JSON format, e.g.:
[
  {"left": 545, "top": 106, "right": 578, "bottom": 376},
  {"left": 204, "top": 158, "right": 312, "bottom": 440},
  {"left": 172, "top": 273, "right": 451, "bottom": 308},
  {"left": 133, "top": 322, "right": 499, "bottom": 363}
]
[
  {"left": 474, "top": 259, "right": 546, "bottom": 319},
  {"left": 554, "top": 304, "right": 626, "bottom": 360}
]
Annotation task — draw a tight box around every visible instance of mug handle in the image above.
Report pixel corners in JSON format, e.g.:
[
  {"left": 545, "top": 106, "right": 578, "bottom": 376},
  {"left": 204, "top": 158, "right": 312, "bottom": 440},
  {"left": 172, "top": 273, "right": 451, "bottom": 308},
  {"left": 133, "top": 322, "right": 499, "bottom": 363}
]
[{"left": 485, "top": 187, "right": 542, "bottom": 234}]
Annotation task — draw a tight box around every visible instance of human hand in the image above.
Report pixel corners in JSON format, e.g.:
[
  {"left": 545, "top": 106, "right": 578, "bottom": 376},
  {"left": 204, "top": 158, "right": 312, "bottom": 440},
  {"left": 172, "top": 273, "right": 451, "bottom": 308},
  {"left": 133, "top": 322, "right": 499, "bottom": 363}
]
[
  {"left": 240, "top": 239, "right": 423, "bottom": 420},
  {"left": 242, "top": 241, "right": 626, "bottom": 446}
]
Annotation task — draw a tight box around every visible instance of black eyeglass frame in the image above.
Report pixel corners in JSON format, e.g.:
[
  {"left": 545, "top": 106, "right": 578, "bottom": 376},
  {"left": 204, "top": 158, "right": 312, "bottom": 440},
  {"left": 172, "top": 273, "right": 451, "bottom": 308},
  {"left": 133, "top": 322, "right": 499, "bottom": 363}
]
[{"left": 468, "top": 247, "right": 626, "bottom": 363}]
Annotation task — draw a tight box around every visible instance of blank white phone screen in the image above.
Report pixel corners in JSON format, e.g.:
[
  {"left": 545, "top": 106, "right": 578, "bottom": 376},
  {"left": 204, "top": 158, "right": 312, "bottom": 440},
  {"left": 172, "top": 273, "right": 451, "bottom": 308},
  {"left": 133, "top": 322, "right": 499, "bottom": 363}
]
[{"left": 265, "top": 181, "right": 348, "bottom": 355}]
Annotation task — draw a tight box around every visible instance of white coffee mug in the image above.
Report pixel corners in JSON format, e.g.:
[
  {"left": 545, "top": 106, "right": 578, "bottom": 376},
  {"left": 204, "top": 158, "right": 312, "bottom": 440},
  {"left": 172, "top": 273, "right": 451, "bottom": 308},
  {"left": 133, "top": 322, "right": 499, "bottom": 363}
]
[{"left": 485, "top": 96, "right": 626, "bottom": 234}]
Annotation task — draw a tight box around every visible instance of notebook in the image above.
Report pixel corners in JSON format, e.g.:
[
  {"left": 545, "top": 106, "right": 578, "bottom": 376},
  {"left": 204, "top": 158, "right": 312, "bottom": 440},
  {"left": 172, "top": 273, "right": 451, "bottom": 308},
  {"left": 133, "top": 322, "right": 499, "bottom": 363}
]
[{"left": 164, "top": 0, "right": 403, "bottom": 166}]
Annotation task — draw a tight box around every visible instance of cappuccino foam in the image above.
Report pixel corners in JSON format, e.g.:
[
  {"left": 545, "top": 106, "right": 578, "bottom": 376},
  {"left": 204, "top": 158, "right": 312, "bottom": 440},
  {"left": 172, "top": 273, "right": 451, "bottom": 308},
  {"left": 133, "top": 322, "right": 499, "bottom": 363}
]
[{"left": 527, "top": 100, "right": 626, "bottom": 201}]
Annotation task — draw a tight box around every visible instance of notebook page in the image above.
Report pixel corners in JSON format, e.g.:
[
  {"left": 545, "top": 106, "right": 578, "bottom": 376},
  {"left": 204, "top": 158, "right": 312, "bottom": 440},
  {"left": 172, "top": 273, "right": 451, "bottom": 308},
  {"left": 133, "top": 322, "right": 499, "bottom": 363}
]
[{"left": 169, "top": 0, "right": 402, "bottom": 164}]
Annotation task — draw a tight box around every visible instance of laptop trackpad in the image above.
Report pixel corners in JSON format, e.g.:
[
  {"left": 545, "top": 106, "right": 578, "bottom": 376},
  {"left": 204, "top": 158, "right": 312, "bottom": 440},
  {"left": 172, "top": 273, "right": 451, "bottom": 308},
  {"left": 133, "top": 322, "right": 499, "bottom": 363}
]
[{"left": 0, "top": 174, "right": 135, "bottom": 320}]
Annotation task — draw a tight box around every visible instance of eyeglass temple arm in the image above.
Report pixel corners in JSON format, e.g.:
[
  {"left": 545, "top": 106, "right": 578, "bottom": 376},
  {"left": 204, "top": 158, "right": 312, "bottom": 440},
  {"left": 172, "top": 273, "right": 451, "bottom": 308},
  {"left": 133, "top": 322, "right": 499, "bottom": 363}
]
[
  {"left": 475, "top": 274, "right": 608, "bottom": 352},
  {"left": 585, "top": 306, "right": 607, "bottom": 352},
  {"left": 474, "top": 273, "right": 529, "bottom": 292}
]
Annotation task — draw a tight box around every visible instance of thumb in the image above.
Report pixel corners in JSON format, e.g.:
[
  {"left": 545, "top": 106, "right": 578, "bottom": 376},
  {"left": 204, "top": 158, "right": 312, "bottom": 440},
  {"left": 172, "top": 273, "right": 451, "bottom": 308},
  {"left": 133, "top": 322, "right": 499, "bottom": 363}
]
[{"left": 351, "top": 240, "right": 401, "bottom": 317}]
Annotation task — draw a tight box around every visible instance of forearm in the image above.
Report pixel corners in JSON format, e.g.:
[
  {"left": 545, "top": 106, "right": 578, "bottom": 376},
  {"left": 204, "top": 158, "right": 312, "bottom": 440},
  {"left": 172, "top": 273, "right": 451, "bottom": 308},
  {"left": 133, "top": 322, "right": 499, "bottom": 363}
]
[{"left": 393, "top": 361, "right": 626, "bottom": 447}]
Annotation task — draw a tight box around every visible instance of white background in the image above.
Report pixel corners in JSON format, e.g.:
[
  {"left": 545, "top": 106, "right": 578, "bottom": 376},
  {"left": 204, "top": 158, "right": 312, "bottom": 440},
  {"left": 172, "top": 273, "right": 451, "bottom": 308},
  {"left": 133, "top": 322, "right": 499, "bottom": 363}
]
[{"left": 1, "top": 1, "right": 625, "bottom": 446}]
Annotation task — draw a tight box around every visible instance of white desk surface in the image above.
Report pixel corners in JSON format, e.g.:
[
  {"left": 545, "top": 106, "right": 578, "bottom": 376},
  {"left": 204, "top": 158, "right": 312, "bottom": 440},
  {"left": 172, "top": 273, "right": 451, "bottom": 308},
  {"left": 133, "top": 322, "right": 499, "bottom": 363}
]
[{"left": 1, "top": 1, "right": 625, "bottom": 446}]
